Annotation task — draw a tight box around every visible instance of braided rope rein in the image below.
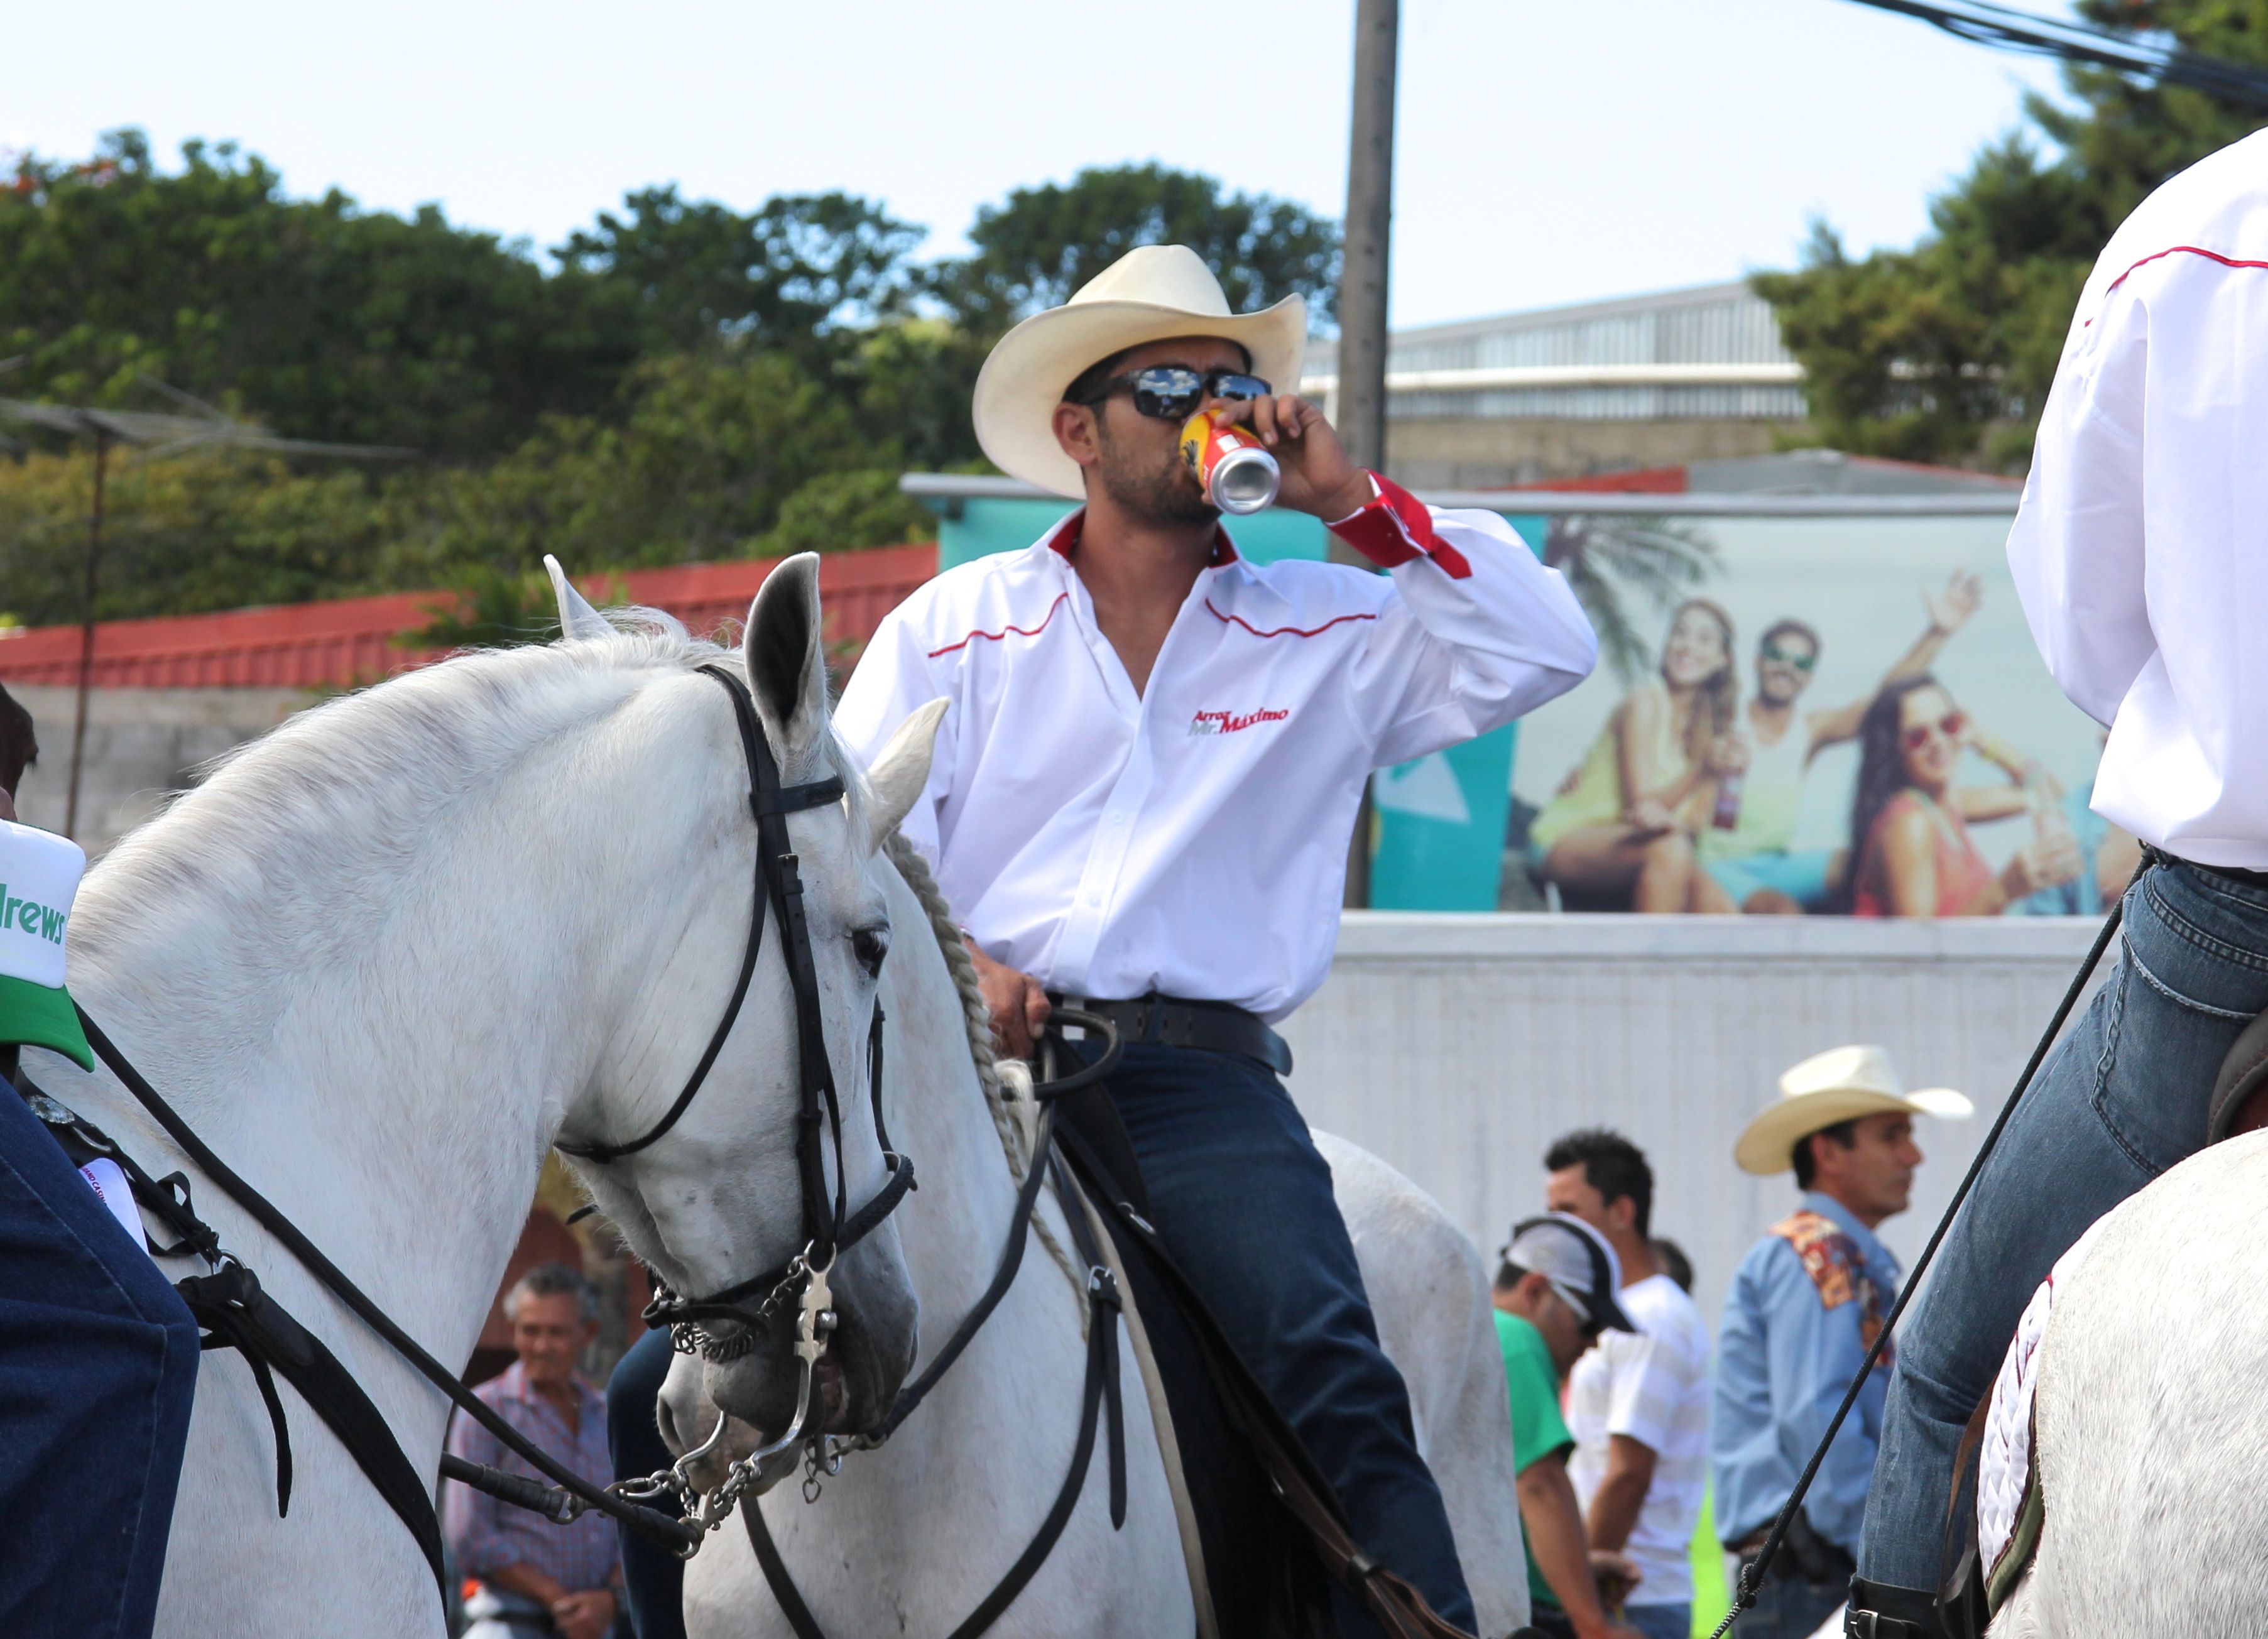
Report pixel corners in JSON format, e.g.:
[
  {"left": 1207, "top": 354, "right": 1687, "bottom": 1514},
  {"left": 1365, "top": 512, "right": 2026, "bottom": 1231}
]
[{"left": 881, "top": 832, "right": 1087, "bottom": 1314}]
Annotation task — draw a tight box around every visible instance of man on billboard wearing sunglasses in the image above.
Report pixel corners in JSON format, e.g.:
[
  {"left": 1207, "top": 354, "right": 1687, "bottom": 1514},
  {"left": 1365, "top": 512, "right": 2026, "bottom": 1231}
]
[
  {"left": 836, "top": 244, "right": 1598, "bottom": 1633},
  {"left": 1847, "top": 131, "right": 2268, "bottom": 1637},
  {"left": 1696, "top": 575, "right": 1987, "bottom": 916}
]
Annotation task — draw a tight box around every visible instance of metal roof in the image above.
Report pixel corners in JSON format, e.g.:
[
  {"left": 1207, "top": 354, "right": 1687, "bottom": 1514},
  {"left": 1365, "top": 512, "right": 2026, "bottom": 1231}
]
[
  {"left": 1302, "top": 281, "right": 1804, "bottom": 420},
  {"left": 0, "top": 545, "right": 936, "bottom": 690}
]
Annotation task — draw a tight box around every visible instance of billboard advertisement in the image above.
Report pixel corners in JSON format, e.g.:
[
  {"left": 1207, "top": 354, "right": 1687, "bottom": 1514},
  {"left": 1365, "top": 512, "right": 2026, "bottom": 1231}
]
[{"left": 1504, "top": 511, "right": 2127, "bottom": 918}]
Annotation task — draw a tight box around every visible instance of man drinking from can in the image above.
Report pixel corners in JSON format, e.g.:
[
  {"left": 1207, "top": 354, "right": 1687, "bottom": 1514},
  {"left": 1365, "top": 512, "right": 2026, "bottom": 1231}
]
[{"left": 835, "top": 242, "right": 1598, "bottom": 1634}]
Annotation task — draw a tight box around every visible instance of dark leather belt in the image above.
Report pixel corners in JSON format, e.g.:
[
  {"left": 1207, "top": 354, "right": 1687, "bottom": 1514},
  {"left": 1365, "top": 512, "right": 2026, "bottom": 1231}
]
[
  {"left": 2145, "top": 842, "right": 2268, "bottom": 894},
  {"left": 1051, "top": 993, "right": 1294, "bottom": 1077}
]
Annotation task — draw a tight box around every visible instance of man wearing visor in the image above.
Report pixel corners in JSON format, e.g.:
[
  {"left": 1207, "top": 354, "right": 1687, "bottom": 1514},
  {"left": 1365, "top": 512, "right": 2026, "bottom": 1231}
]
[
  {"left": 1491, "top": 1214, "right": 1647, "bottom": 1639},
  {"left": 837, "top": 244, "right": 1597, "bottom": 1633}
]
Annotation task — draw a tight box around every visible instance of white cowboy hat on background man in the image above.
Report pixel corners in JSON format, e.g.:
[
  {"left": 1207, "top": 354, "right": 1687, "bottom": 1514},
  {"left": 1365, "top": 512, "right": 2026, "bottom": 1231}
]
[
  {"left": 1733, "top": 1043, "right": 1974, "bottom": 1177},
  {"left": 973, "top": 244, "right": 1307, "bottom": 501}
]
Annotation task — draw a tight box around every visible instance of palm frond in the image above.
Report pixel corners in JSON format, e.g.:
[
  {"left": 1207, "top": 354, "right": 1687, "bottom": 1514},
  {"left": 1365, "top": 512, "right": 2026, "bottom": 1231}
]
[{"left": 1543, "top": 516, "right": 1720, "bottom": 685}]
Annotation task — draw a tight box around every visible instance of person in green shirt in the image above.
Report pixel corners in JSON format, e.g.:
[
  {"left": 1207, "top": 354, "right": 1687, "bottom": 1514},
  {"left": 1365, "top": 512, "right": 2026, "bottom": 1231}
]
[{"left": 1495, "top": 1214, "right": 1645, "bottom": 1639}]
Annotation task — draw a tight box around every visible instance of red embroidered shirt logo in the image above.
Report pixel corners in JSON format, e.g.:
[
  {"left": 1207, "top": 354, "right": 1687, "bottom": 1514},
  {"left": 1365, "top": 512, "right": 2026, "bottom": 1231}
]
[{"left": 1189, "top": 707, "right": 1289, "bottom": 736}]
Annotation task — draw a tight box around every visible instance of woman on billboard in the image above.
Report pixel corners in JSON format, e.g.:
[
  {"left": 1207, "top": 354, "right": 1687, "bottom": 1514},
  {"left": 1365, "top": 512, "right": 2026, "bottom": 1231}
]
[
  {"left": 1846, "top": 675, "right": 2081, "bottom": 917},
  {"left": 1529, "top": 599, "right": 1742, "bottom": 912}
]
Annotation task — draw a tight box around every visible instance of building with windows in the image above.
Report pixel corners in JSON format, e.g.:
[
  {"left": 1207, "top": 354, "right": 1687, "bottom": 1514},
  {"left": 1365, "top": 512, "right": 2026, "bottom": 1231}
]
[{"left": 1302, "top": 281, "right": 1809, "bottom": 486}]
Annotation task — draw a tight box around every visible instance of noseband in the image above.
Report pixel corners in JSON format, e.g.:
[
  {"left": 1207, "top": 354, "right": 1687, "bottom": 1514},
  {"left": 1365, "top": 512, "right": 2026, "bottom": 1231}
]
[{"left": 556, "top": 663, "right": 916, "bottom": 1380}]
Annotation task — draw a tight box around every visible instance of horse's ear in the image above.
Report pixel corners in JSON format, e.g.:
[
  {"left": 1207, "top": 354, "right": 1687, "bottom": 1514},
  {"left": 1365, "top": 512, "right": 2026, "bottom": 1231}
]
[
  {"left": 863, "top": 699, "right": 947, "bottom": 854},
  {"left": 744, "top": 553, "right": 829, "bottom": 766},
  {"left": 545, "top": 556, "right": 613, "bottom": 642}
]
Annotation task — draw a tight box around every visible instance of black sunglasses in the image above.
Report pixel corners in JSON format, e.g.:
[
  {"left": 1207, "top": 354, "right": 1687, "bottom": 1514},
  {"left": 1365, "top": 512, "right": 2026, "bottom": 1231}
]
[{"left": 1079, "top": 365, "right": 1273, "bottom": 421}]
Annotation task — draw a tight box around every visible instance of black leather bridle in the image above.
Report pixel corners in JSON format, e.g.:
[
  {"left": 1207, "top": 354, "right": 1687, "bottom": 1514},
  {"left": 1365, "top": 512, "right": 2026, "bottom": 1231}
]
[{"left": 557, "top": 663, "right": 917, "bottom": 1367}]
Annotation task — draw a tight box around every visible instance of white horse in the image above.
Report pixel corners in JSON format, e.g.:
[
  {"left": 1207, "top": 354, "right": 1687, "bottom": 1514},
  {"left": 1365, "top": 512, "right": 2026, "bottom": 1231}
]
[
  {"left": 41, "top": 555, "right": 934, "bottom": 1636},
  {"left": 653, "top": 744, "right": 1529, "bottom": 1630},
  {"left": 1981, "top": 1130, "right": 2268, "bottom": 1636}
]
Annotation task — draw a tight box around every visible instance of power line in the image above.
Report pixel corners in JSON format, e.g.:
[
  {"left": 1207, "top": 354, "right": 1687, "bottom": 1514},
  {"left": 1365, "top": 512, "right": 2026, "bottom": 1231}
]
[{"left": 1841, "top": 0, "right": 2268, "bottom": 111}]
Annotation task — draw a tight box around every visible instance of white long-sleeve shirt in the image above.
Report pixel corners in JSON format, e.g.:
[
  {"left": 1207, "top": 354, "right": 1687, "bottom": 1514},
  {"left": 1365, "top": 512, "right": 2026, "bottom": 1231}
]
[
  {"left": 835, "top": 474, "right": 1596, "bottom": 1019},
  {"left": 2007, "top": 128, "right": 2268, "bottom": 868}
]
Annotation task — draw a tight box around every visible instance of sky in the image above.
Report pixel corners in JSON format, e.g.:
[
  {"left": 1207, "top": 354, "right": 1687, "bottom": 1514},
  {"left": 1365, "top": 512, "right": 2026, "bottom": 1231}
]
[{"left": 9, "top": 0, "right": 2070, "bottom": 329}]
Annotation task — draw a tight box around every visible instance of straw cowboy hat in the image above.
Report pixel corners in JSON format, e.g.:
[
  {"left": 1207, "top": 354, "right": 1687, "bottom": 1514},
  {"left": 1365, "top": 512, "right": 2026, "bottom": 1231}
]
[
  {"left": 973, "top": 244, "right": 1307, "bottom": 500},
  {"left": 1733, "top": 1044, "right": 1974, "bottom": 1176}
]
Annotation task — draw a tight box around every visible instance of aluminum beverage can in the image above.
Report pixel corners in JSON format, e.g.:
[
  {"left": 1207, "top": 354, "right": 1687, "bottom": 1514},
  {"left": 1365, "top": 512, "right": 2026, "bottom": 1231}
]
[{"left": 1179, "top": 411, "right": 1280, "bottom": 515}]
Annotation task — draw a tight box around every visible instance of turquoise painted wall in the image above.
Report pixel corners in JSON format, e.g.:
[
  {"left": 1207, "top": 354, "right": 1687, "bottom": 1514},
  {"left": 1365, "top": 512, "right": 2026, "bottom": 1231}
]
[
  {"left": 1366, "top": 514, "right": 1546, "bottom": 912},
  {"left": 919, "top": 496, "right": 1547, "bottom": 912}
]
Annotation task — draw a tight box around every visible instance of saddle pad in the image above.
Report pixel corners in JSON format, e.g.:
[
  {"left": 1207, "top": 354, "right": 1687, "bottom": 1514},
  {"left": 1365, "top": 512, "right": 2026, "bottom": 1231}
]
[{"left": 1976, "top": 1216, "right": 2109, "bottom": 1609}]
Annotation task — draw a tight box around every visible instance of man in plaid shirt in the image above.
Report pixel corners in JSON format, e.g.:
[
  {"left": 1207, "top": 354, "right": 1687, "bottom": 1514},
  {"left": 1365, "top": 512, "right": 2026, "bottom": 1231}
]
[{"left": 444, "top": 1265, "right": 623, "bottom": 1639}]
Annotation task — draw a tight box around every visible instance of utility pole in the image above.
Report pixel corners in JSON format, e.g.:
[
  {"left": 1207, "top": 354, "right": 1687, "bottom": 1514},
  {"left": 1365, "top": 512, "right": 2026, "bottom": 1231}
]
[
  {"left": 1338, "top": 0, "right": 1398, "bottom": 479},
  {"left": 1336, "top": 0, "right": 1399, "bottom": 907},
  {"left": 65, "top": 428, "right": 110, "bottom": 841}
]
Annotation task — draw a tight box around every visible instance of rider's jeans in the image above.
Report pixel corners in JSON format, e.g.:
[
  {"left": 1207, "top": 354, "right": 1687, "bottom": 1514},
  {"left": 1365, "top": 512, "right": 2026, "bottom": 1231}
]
[
  {"left": 1732, "top": 1576, "right": 1846, "bottom": 1639},
  {"left": 1860, "top": 856, "right": 2268, "bottom": 1591},
  {"left": 608, "top": 1324, "right": 689, "bottom": 1639},
  {"left": 0, "top": 1083, "right": 200, "bottom": 1639},
  {"left": 1102, "top": 1040, "right": 1479, "bottom": 1636}
]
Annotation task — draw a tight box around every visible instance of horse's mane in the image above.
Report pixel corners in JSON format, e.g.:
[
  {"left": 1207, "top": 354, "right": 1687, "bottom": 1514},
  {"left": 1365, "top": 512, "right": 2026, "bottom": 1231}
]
[{"left": 75, "top": 608, "right": 868, "bottom": 963}]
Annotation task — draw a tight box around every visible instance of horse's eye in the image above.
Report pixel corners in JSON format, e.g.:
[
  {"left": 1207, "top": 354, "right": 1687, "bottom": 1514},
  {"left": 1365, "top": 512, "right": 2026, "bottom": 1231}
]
[{"left": 852, "top": 927, "right": 889, "bottom": 979}]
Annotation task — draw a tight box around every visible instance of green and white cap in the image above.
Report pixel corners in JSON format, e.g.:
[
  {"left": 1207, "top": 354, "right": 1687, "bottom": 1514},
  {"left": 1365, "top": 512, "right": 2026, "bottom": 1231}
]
[{"left": 0, "top": 821, "right": 92, "bottom": 1069}]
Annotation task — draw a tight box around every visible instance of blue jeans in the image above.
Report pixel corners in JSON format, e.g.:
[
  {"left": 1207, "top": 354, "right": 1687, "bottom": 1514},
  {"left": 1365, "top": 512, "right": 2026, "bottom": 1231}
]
[
  {"left": 1102, "top": 1042, "right": 1477, "bottom": 1636},
  {"left": 1731, "top": 1575, "right": 1843, "bottom": 1638},
  {"left": 1625, "top": 1600, "right": 1694, "bottom": 1639},
  {"left": 0, "top": 1082, "right": 200, "bottom": 1639},
  {"left": 1860, "top": 857, "right": 2268, "bottom": 1589},
  {"left": 609, "top": 1324, "right": 687, "bottom": 1639}
]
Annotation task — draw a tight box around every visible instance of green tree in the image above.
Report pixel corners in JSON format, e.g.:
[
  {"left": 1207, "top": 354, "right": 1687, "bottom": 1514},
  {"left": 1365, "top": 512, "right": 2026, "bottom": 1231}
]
[
  {"left": 942, "top": 163, "right": 1341, "bottom": 337},
  {"left": 555, "top": 187, "right": 925, "bottom": 364},
  {"left": 1755, "top": 2, "right": 2268, "bottom": 468},
  {"left": 0, "top": 131, "right": 637, "bottom": 459},
  {"left": 0, "top": 447, "right": 403, "bottom": 626},
  {"left": 0, "top": 144, "right": 1337, "bottom": 624},
  {"left": 389, "top": 345, "right": 884, "bottom": 584},
  {"left": 399, "top": 565, "right": 565, "bottom": 651}
]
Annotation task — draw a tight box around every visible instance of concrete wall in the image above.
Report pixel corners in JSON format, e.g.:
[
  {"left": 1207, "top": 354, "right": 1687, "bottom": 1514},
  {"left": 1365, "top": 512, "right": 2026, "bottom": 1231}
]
[
  {"left": 1277, "top": 913, "right": 2106, "bottom": 1331},
  {"left": 9, "top": 685, "right": 307, "bottom": 854}
]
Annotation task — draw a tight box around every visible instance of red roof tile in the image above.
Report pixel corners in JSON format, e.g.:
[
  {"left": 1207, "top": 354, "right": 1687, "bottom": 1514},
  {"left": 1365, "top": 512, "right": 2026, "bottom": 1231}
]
[{"left": 0, "top": 546, "right": 938, "bottom": 690}]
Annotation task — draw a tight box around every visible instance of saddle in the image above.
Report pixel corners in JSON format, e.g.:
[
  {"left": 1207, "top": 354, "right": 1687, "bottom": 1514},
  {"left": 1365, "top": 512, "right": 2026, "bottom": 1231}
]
[
  {"left": 1045, "top": 1079, "right": 1478, "bottom": 1639},
  {"left": 2206, "top": 1006, "right": 2268, "bottom": 1142}
]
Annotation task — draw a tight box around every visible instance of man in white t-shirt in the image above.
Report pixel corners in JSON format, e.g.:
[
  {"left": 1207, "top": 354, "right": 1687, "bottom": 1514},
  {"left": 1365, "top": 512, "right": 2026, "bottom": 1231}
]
[{"left": 1545, "top": 1129, "right": 1713, "bottom": 1639}]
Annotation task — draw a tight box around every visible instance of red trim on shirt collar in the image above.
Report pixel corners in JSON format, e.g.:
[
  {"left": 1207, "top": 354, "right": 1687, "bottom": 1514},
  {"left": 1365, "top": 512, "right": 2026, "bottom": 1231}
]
[
  {"left": 1041, "top": 508, "right": 1238, "bottom": 565},
  {"left": 1325, "top": 472, "right": 1472, "bottom": 580},
  {"left": 1042, "top": 509, "right": 1083, "bottom": 558}
]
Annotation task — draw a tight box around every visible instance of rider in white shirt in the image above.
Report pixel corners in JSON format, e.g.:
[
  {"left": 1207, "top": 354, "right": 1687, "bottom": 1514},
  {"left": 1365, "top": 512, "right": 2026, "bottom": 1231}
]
[
  {"left": 837, "top": 244, "right": 1596, "bottom": 1635},
  {"left": 1850, "top": 128, "right": 2268, "bottom": 1638}
]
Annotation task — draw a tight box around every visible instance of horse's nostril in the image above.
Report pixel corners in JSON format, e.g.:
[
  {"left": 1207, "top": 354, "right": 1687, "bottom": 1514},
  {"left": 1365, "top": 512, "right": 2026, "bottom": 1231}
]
[{"left": 655, "top": 1393, "right": 682, "bottom": 1455}]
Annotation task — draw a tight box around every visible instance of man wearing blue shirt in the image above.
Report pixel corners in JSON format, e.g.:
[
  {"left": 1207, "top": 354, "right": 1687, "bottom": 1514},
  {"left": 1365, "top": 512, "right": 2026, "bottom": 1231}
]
[{"left": 1710, "top": 1047, "right": 1972, "bottom": 1638}]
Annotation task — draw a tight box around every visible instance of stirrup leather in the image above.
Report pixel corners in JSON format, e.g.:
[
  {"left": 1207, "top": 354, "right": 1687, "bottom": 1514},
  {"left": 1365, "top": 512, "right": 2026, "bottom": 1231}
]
[{"left": 1846, "top": 1577, "right": 1950, "bottom": 1639}]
